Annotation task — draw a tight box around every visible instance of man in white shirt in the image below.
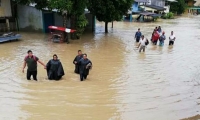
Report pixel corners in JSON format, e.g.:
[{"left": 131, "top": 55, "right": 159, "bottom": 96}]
[
  {"left": 169, "top": 31, "right": 176, "bottom": 45},
  {"left": 138, "top": 35, "right": 147, "bottom": 52}
]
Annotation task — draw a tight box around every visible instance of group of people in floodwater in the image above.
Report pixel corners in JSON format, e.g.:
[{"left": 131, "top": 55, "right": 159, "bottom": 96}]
[
  {"left": 22, "top": 26, "right": 176, "bottom": 81},
  {"left": 22, "top": 50, "right": 92, "bottom": 81},
  {"left": 135, "top": 26, "right": 176, "bottom": 52}
]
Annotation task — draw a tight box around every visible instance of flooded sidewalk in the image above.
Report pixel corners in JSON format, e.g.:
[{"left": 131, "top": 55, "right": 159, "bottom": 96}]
[{"left": 0, "top": 15, "right": 200, "bottom": 120}]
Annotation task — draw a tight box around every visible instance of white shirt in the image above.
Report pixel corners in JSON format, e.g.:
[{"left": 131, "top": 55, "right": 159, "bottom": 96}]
[
  {"left": 169, "top": 34, "right": 176, "bottom": 41},
  {"left": 139, "top": 38, "right": 147, "bottom": 46}
]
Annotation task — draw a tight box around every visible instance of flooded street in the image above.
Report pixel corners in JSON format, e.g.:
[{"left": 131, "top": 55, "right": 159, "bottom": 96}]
[{"left": 0, "top": 15, "right": 200, "bottom": 120}]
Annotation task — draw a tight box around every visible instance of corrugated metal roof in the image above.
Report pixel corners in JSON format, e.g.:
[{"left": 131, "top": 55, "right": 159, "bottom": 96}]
[
  {"left": 145, "top": 5, "right": 166, "bottom": 11},
  {"left": 135, "top": 0, "right": 148, "bottom": 2}
]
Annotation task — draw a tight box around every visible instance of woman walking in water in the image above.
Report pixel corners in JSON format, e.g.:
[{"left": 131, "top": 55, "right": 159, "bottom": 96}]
[{"left": 46, "top": 54, "right": 65, "bottom": 80}]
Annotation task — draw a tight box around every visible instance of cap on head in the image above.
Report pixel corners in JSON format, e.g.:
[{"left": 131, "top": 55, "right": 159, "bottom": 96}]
[{"left": 162, "top": 31, "right": 165, "bottom": 34}]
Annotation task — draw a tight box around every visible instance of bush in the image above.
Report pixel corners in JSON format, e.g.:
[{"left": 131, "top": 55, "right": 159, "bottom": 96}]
[{"left": 162, "top": 12, "right": 174, "bottom": 19}]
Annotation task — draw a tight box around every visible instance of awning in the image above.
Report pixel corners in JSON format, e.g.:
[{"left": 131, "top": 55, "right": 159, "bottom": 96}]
[
  {"left": 166, "top": 0, "right": 178, "bottom": 2},
  {"left": 144, "top": 5, "right": 166, "bottom": 11},
  {"left": 135, "top": 0, "right": 148, "bottom": 2},
  {"left": 139, "top": 12, "right": 161, "bottom": 17}
]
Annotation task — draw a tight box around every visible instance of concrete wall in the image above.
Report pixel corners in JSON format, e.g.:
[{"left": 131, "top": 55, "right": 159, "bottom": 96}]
[
  {"left": 54, "top": 13, "right": 70, "bottom": 27},
  {"left": 0, "top": 0, "right": 12, "bottom": 17},
  {"left": 17, "top": 4, "right": 43, "bottom": 32}
]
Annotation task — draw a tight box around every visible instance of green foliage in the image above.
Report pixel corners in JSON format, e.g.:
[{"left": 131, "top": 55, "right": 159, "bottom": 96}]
[
  {"left": 48, "top": 0, "right": 72, "bottom": 13},
  {"left": 75, "top": 14, "right": 88, "bottom": 38},
  {"left": 162, "top": 12, "right": 174, "bottom": 19},
  {"left": 71, "top": 0, "right": 88, "bottom": 38},
  {"left": 88, "top": 0, "right": 134, "bottom": 33},
  {"left": 170, "top": 0, "right": 186, "bottom": 14}
]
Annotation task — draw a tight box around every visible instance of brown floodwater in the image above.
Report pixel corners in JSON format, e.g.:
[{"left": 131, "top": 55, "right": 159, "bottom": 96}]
[{"left": 0, "top": 15, "right": 200, "bottom": 120}]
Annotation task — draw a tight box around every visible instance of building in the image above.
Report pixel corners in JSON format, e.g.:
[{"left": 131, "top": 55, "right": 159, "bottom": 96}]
[
  {"left": 141, "top": 0, "right": 166, "bottom": 14},
  {"left": 187, "top": 0, "right": 200, "bottom": 14},
  {"left": 17, "top": 4, "right": 95, "bottom": 33},
  {"left": 132, "top": 0, "right": 148, "bottom": 13},
  {"left": 185, "top": 0, "right": 196, "bottom": 6},
  {"left": 0, "top": 0, "right": 16, "bottom": 32},
  {"left": 194, "top": 0, "right": 200, "bottom": 6}
]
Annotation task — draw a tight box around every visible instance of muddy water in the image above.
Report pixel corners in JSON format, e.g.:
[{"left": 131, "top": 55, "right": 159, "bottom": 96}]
[{"left": 0, "top": 15, "right": 200, "bottom": 120}]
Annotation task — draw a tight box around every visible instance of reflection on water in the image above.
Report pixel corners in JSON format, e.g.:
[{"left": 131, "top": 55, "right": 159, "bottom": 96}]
[{"left": 0, "top": 15, "right": 200, "bottom": 120}]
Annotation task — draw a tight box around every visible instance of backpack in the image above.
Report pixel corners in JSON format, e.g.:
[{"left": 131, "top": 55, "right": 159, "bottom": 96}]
[
  {"left": 24, "top": 55, "right": 37, "bottom": 62},
  {"left": 145, "top": 39, "right": 149, "bottom": 45}
]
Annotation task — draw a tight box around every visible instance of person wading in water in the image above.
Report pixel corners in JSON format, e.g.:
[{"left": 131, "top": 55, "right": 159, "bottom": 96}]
[
  {"left": 169, "top": 31, "right": 176, "bottom": 46},
  {"left": 73, "top": 50, "right": 83, "bottom": 74},
  {"left": 22, "top": 50, "right": 46, "bottom": 81},
  {"left": 78, "top": 54, "right": 92, "bottom": 81},
  {"left": 159, "top": 31, "right": 166, "bottom": 46},
  {"left": 46, "top": 54, "right": 65, "bottom": 80},
  {"left": 135, "top": 28, "right": 142, "bottom": 42},
  {"left": 152, "top": 29, "right": 160, "bottom": 45},
  {"left": 137, "top": 35, "right": 149, "bottom": 53}
]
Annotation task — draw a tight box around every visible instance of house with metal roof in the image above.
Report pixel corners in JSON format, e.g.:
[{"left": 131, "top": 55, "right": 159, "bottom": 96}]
[
  {"left": 0, "top": 0, "right": 17, "bottom": 32},
  {"left": 187, "top": 0, "right": 200, "bottom": 15}
]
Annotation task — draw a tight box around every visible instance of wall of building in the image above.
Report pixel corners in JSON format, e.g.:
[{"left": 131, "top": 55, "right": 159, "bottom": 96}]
[
  {"left": 132, "top": 2, "right": 139, "bottom": 12},
  {"left": 0, "top": 0, "right": 12, "bottom": 17},
  {"left": 17, "top": 4, "right": 43, "bottom": 32},
  {"left": 151, "top": 0, "right": 165, "bottom": 7},
  {"left": 54, "top": 13, "right": 71, "bottom": 27},
  {"left": 187, "top": 0, "right": 194, "bottom": 6}
]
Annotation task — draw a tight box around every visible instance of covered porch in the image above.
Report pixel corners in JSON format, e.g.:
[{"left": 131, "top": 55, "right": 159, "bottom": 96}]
[{"left": 188, "top": 7, "right": 200, "bottom": 15}]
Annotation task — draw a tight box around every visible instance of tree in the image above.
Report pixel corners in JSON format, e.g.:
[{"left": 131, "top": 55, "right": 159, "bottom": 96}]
[
  {"left": 170, "top": 0, "right": 186, "bottom": 15},
  {"left": 88, "top": 0, "right": 134, "bottom": 33}
]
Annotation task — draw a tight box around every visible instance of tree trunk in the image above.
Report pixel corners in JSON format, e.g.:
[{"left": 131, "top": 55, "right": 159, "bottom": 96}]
[
  {"left": 70, "top": 15, "right": 76, "bottom": 40},
  {"left": 105, "top": 21, "right": 108, "bottom": 33},
  {"left": 63, "top": 14, "right": 69, "bottom": 43}
]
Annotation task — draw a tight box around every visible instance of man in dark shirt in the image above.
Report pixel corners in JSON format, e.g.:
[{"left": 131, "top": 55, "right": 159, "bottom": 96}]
[
  {"left": 73, "top": 50, "right": 83, "bottom": 74},
  {"left": 78, "top": 54, "right": 92, "bottom": 81},
  {"left": 22, "top": 50, "right": 46, "bottom": 81},
  {"left": 135, "top": 28, "right": 142, "bottom": 42}
]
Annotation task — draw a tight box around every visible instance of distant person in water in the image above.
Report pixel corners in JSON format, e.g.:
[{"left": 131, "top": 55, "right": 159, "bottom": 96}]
[
  {"left": 158, "top": 26, "right": 162, "bottom": 33},
  {"left": 46, "top": 54, "right": 65, "bottom": 80},
  {"left": 159, "top": 31, "right": 166, "bottom": 46},
  {"left": 73, "top": 50, "right": 83, "bottom": 74},
  {"left": 135, "top": 28, "right": 142, "bottom": 42},
  {"left": 22, "top": 50, "right": 46, "bottom": 81},
  {"left": 169, "top": 31, "right": 176, "bottom": 46},
  {"left": 152, "top": 29, "right": 160, "bottom": 45},
  {"left": 78, "top": 54, "right": 92, "bottom": 81}
]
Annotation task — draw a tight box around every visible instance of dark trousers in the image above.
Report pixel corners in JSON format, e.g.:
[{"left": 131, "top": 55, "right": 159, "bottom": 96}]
[
  {"left": 74, "top": 65, "right": 79, "bottom": 74},
  {"left": 136, "top": 37, "right": 140, "bottom": 42},
  {"left": 80, "top": 73, "right": 87, "bottom": 81},
  {"left": 153, "top": 40, "right": 158, "bottom": 45},
  {"left": 27, "top": 70, "right": 37, "bottom": 80},
  {"left": 169, "top": 41, "right": 174, "bottom": 45}
]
